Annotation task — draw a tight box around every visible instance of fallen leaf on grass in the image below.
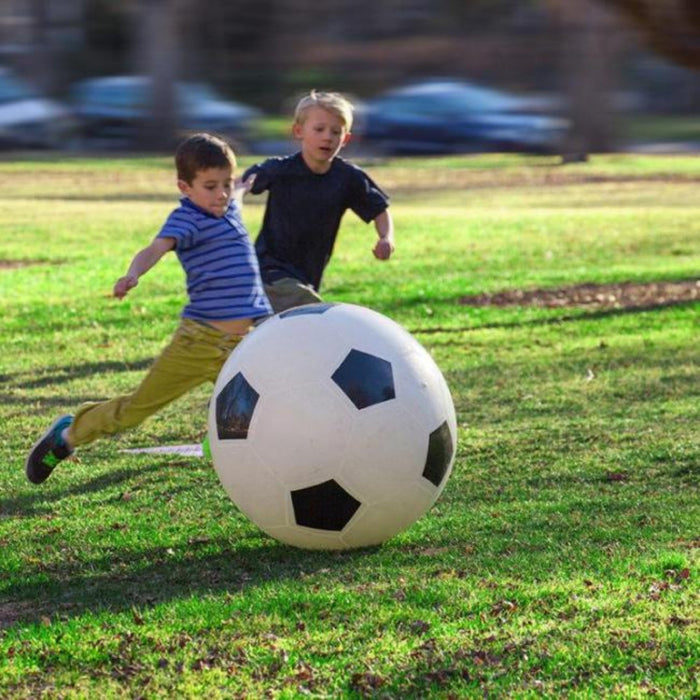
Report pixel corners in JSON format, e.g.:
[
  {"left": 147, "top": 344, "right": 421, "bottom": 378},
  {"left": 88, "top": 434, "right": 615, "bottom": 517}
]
[
  {"left": 350, "top": 672, "right": 386, "bottom": 693},
  {"left": 491, "top": 599, "right": 517, "bottom": 616},
  {"left": 409, "top": 619, "right": 431, "bottom": 634},
  {"left": 605, "top": 471, "right": 629, "bottom": 482},
  {"left": 668, "top": 615, "right": 692, "bottom": 627},
  {"left": 419, "top": 547, "right": 450, "bottom": 556}
]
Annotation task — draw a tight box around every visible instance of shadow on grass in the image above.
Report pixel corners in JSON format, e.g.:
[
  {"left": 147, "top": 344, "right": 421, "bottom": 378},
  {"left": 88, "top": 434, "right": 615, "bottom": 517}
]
[
  {"left": 4, "top": 295, "right": 697, "bottom": 393},
  {"left": 2, "top": 454, "right": 697, "bottom": 632},
  {"left": 404, "top": 296, "right": 699, "bottom": 336},
  {"left": 0, "top": 533, "right": 368, "bottom": 632},
  {"left": 0, "top": 463, "right": 376, "bottom": 630},
  {"left": 1, "top": 464, "right": 160, "bottom": 518},
  {"left": 0, "top": 358, "right": 154, "bottom": 390}
]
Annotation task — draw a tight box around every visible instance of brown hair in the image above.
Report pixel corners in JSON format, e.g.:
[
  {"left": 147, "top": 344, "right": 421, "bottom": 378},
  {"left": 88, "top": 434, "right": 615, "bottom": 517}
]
[{"left": 175, "top": 133, "right": 236, "bottom": 183}]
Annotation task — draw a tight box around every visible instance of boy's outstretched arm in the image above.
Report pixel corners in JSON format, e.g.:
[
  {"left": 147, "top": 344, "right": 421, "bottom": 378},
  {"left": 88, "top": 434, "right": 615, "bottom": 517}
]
[
  {"left": 372, "top": 209, "right": 395, "bottom": 260},
  {"left": 114, "top": 237, "right": 175, "bottom": 299}
]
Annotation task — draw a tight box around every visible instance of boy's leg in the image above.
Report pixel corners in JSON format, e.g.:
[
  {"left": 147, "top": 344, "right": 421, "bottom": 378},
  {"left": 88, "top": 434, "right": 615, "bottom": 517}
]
[
  {"left": 26, "top": 319, "right": 242, "bottom": 483},
  {"left": 69, "top": 319, "right": 242, "bottom": 446},
  {"left": 264, "top": 277, "right": 322, "bottom": 314}
]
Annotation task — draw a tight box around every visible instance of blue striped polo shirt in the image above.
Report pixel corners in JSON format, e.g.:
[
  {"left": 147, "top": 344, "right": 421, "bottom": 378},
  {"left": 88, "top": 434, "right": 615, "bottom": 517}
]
[{"left": 157, "top": 197, "right": 272, "bottom": 322}]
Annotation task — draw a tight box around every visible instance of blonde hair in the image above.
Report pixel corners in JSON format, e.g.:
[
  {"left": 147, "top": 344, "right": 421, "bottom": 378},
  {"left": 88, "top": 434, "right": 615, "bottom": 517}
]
[{"left": 294, "top": 90, "right": 354, "bottom": 132}]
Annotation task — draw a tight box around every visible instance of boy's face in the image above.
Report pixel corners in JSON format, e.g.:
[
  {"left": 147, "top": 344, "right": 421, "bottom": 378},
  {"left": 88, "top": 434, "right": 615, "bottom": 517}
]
[
  {"left": 293, "top": 106, "right": 350, "bottom": 171},
  {"left": 178, "top": 166, "right": 233, "bottom": 217}
]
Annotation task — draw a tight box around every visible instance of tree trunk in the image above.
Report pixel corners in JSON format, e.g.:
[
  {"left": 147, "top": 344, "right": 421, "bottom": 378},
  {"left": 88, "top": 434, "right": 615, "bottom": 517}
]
[
  {"left": 30, "top": 0, "right": 53, "bottom": 93},
  {"left": 133, "top": 0, "right": 180, "bottom": 151},
  {"left": 595, "top": 0, "right": 700, "bottom": 69},
  {"left": 551, "top": 0, "right": 622, "bottom": 156}
]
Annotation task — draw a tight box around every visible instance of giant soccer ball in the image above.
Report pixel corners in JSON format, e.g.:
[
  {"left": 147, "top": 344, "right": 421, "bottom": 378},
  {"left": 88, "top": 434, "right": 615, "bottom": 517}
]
[{"left": 208, "top": 302, "right": 457, "bottom": 549}]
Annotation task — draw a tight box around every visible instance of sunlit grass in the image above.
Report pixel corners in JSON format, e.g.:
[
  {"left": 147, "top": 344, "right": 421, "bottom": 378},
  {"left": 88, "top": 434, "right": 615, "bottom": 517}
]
[{"left": 0, "top": 153, "right": 698, "bottom": 698}]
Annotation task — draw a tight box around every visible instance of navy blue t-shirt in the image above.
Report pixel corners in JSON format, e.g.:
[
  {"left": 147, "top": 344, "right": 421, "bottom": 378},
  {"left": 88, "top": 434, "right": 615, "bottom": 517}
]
[{"left": 243, "top": 152, "right": 389, "bottom": 291}]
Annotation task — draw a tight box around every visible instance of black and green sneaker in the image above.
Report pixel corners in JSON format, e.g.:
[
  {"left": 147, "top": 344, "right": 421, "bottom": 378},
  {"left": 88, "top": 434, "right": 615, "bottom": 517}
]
[{"left": 25, "top": 415, "right": 74, "bottom": 484}]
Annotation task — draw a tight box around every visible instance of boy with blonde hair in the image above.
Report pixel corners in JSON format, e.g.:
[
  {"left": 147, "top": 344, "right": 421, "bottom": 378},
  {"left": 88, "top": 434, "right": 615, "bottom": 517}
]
[
  {"left": 26, "top": 133, "right": 271, "bottom": 483},
  {"left": 242, "top": 89, "right": 395, "bottom": 312}
]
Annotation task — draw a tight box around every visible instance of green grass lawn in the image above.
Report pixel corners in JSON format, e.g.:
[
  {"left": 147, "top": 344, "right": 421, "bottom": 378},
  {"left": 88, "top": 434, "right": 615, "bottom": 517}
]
[{"left": 0, "top": 153, "right": 698, "bottom": 698}]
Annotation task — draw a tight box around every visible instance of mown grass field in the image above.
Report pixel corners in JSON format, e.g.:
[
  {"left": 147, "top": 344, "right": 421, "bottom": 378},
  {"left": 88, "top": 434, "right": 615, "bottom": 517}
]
[{"left": 0, "top": 152, "right": 698, "bottom": 698}]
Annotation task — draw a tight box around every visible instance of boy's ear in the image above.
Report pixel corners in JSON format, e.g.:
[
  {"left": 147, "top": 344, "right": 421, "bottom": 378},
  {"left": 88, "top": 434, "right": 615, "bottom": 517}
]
[
  {"left": 177, "top": 179, "right": 190, "bottom": 195},
  {"left": 341, "top": 132, "right": 352, "bottom": 147},
  {"left": 292, "top": 122, "right": 303, "bottom": 140}
]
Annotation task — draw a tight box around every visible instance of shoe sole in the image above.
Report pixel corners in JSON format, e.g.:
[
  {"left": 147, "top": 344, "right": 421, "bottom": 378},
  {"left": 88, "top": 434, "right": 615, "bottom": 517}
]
[{"left": 25, "top": 414, "right": 72, "bottom": 484}]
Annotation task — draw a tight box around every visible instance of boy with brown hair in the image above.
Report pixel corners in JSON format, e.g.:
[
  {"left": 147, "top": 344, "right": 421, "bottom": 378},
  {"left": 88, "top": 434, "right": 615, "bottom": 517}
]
[{"left": 26, "top": 133, "right": 271, "bottom": 484}]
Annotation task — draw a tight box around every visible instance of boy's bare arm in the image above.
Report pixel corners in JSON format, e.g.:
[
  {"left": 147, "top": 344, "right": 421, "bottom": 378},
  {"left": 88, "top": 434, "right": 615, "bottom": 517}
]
[
  {"left": 372, "top": 209, "right": 395, "bottom": 260},
  {"left": 114, "top": 237, "right": 175, "bottom": 299}
]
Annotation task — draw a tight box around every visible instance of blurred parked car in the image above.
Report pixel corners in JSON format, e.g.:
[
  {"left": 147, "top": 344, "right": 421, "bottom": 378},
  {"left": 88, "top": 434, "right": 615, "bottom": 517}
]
[
  {"left": 0, "top": 67, "right": 76, "bottom": 149},
  {"left": 356, "top": 79, "right": 570, "bottom": 155},
  {"left": 70, "top": 75, "right": 261, "bottom": 149}
]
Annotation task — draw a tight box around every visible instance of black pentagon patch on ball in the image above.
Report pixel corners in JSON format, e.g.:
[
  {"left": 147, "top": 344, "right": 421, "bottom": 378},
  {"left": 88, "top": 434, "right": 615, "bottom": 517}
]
[
  {"left": 279, "top": 303, "right": 337, "bottom": 319},
  {"left": 216, "top": 372, "right": 259, "bottom": 439},
  {"left": 422, "top": 420, "right": 454, "bottom": 487},
  {"left": 291, "top": 479, "right": 361, "bottom": 531},
  {"left": 332, "top": 349, "right": 395, "bottom": 409}
]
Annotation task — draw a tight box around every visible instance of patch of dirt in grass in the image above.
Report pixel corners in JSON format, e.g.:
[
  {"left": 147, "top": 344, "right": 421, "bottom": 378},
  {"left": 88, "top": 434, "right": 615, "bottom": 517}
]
[
  {"left": 0, "top": 601, "right": 34, "bottom": 629},
  {"left": 460, "top": 280, "right": 700, "bottom": 310},
  {"left": 0, "top": 259, "right": 46, "bottom": 269},
  {"left": 379, "top": 167, "right": 700, "bottom": 194}
]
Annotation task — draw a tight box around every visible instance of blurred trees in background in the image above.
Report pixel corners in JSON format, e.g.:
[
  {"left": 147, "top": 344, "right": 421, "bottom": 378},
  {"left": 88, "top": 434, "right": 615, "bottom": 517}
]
[
  {"left": 1, "top": 0, "right": 697, "bottom": 151},
  {"left": 599, "top": 0, "right": 700, "bottom": 68}
]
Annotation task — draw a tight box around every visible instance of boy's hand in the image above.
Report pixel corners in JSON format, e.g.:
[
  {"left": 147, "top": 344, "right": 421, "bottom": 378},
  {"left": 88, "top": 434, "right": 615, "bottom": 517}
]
[
  {"left": 373, "top": 237, "right": 394, "bottom": 260},
  {"left": 233, "top": 174, "right": 256, "bottom": 206},
  {"left": 113, "top": 274, "right": 138, "bottom": 299},
  {"left": 233, "top": 174, "right": 256, "bottom": 203}
]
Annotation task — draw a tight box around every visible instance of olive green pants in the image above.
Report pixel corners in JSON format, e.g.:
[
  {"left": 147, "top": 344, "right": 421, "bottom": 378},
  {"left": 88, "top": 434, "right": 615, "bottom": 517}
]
[
  {"left": 264, "top": 277, "right": 322, "bottom": 313},
  {"left": 68, "top": 318, "right": 243, "bottom": 447}
]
